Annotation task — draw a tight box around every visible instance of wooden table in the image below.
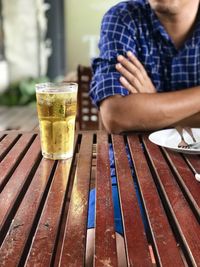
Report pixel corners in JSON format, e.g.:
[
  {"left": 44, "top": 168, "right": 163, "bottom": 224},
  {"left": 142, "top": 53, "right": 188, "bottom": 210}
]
[
  {"left": 0, "top": 106, "right": 38, "bottom": 131},
  {"left": 0, "top": 131, "right": 199, "bottom": 266}
]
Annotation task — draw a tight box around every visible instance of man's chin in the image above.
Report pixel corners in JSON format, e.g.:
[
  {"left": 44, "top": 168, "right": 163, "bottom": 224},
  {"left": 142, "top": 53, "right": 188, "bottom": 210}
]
[
  {"left": 155, "top": 7, "right": 178, "bottom": 15},
  {"left": 150, "top": 2, "right": 179, "bottom": 15}
]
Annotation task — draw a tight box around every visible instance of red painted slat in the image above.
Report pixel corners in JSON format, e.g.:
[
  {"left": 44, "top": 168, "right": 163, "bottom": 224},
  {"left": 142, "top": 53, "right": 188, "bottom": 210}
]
[
  {"left": 112, "top": 135, "right": 152, "bottom": 267},
  {"left": 52, "top": 135, "right": 79, "bottom": 267},
  {"left": 128, "top": 135, "right": 184, "bottom": 266},
  {"left": 163, "top": 149, "right": 200, "bottom": 216},
  {"left": 25, "top": 159, "right": 72, "bottom": 267},
  {"left": 59, "top": 133, "right": 93, "bottom": 266},
  {"left": 0, "top": 133, "right": 19, "bottom": 159},
  {"left": 0, "top": 136, "right": 41, "bottom": 232},
  {"left": 95, "top": 133, "right": 118, "bottom": 267},
  {"left": 0, "top": 133, "right": 34, "bottom": 190},
  {"left": 143, "top": 137, "right": 200, "bottom": 266},
  {"left": 0, "top": 159, "right": 54, "bottom": 266}
]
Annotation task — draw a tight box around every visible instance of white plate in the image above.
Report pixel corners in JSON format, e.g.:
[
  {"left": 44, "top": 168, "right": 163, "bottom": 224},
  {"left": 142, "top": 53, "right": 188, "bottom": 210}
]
[{"left": 149, "top": 128, "right": 200, "bottom": 154}]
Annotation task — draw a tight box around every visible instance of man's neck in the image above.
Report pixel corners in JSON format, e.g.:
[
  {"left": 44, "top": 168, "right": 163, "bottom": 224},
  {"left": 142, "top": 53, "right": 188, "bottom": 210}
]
[{"left": 155, "top": 3, "right": 199, "bottom": 49}]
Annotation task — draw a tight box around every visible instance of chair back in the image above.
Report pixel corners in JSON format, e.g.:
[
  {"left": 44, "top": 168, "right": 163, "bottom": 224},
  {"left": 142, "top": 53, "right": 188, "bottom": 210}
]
[{"left": 77, "top": 65, "right": 100, "bottom": 130}]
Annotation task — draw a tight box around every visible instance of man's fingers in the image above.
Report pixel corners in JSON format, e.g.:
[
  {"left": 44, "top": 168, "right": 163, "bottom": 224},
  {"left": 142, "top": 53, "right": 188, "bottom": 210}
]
[
  {"left": 116, "top": 63, "right": 143, "bottom": 92},
  {"left": 127, "top": 51, "right": 147, "bottom": 76},
  {"left": 116, "top": 53, "right": 157, "bottom": 94},
  {"left": 117, "top": 55, "right": 144, "bottom": 85},
  {"left": 119, "top": 76, "right": 137, "bottom": 93},
  {"left": 126, "top": 52, "right": 157, "bottom": 93}
]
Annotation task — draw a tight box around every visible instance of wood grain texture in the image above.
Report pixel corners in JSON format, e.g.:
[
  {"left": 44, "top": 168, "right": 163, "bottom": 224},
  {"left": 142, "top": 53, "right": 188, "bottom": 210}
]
[
  {"left": 112, "top": 135, "right": 152, "bottom": 267},
  {"left": 0, "top": 133, "right": 35, "bottom": 191},
  {"left": 25, "top": 160, "right": 72, "bottom": 267},
  {"left": 0, "top": 159, "right": 55, "bottom": 267},
  {"left": 95, "top": 133, "right": 118, "bottom": 267},
  {"left": 0, "top": 136, "right": 41, "bottom": 234},
  {"left": 143, "top": 136, "right": 200, "bottom": 266},
  {"left": 0, "top": 131, "right": 199, "bottom": 266},
  {"left": 59, "top": 133, "right": 93, "bottom": 267},
  {"left": 128, "top": 135, "right": 185, "bottom": 266}
]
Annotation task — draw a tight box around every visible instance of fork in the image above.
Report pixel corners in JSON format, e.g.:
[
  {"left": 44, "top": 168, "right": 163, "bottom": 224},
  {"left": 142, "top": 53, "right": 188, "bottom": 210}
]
[
  {"left": 184, "top": 127, "right": 196, "bottom": 143},
  {"left": 176, "top": 126, "right": 199, "bottom": 149},
  {"left": 176, "top": 126, "right": 189, "bottom": 148}
]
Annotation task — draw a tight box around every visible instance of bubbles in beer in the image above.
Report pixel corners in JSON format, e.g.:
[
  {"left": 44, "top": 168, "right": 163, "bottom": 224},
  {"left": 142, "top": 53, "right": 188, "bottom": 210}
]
[{"left": 36, "top": 91, "right": 77, "bottom": 159}]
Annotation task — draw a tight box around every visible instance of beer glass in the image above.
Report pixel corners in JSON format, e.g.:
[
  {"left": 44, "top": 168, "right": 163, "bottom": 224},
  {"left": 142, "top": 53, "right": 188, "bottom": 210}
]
[{"left": 36, "top": 82, "right": 78, "bottom": 160}]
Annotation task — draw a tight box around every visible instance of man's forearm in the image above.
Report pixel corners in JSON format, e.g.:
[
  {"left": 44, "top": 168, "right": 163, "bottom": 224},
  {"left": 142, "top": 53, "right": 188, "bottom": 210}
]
[
  {"left": 100, "top": 86, "right": 200, "bottom": 133},
  {"left": 174, "top": 112, "right": 200, "bottom": 128}
]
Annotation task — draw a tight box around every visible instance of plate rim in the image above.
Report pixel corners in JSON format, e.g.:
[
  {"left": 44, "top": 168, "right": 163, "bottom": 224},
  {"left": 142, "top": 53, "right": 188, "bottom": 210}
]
[{"left": 148, "top": 128, "right": 200, "bottom": 154}]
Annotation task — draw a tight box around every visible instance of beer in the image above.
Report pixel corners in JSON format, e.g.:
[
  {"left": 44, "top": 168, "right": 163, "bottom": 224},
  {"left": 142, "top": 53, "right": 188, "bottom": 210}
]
[{"left": 36, "top": 83, "right": 78, "bottom": 160}]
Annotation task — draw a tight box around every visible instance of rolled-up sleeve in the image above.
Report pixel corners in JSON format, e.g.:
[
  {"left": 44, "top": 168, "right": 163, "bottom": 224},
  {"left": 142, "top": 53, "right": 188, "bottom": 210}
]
[{"left": 89, "top": 3, "right": 138, "bottom": 107}]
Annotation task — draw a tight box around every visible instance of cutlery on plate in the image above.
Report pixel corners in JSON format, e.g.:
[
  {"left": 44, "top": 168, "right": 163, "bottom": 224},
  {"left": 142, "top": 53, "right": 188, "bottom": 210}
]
[
  {"left": 176, "top": 126, "right": 199, "bottom": 149},
  {"left": 184, "top": 127, "right": 196, "bottom": 142},
  {"left": 176, "top": 126, "right": 189, "bottom": 148},
  {"left": 184, "top": 155, "right": 200, "bottom": 182},
  {"left": 188, "top": 141, "right": 200, "bottom": 149},
  {"left": 195, "top": 173, "right": 200, "bottom": 182}
]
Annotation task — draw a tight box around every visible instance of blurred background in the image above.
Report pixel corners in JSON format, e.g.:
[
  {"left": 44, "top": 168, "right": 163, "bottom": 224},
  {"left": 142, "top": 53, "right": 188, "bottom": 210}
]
[
  {"left": 0, "top": 0, "right": 122, "bottom": 88},
  {"left": 0, "top": 0, "right": 121, "bottom": 130}
]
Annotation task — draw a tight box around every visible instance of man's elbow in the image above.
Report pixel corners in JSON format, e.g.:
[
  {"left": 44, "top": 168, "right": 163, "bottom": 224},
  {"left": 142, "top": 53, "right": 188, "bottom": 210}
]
[
  {"left": 101, "top": 113, "right": 121, "bottom": 134},
  {"left": 99, "top": 97, "right": 123, "bottom": 134}
]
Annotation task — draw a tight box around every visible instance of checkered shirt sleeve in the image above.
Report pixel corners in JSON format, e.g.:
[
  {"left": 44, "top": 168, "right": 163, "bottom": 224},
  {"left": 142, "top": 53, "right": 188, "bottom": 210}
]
[{"left": 89, "top": 4, "right": 138, "bottom": 107}]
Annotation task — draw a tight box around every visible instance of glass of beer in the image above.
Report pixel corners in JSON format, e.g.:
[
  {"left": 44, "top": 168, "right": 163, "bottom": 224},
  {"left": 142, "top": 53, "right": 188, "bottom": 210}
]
[{"left": 35, "top": 82, "right": 78, "bottom": 160}]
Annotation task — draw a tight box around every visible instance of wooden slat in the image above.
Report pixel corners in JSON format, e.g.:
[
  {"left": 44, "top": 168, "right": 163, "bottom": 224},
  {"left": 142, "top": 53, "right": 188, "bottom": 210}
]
[
  {"left": 162, "top": 149, "right": 200, "bottom": 217},
  {"left": 0, "top": 108, "right": 18, "bottom": 130},
  {"left": 0, "top": 136, "right": 41, "bottom": 234},
  {"left": 25, "top": 159, "right": 72, "bottom": 266},
  {"left": 184, "top": 154, "right": 200, "bottom": 174},
  {"left": 15, "top": 107, "right": 37, "bottom": 131},
  {"left": 20, "top": 115, "right": 39, "bottom": 131},
  {"left": 95, "top": 133, "right": 118, "bottom": 266},
  {"left": 143, "top": 137, "right": 200, "bottom": 266},
  {"left": 0, "top": 133, "right": 34, "bottom": 191},
  {"left": 52, "top": 134, "right": 79, "bottom": 266},
  {"left": 128, "top": 135, "right": 185, "bottom": 266},
  {"left": 0, "top": 132, "right": 5, "bottom": 139},
  {"left": 0, "top": 133, "right": 19, "bottom": 160},
  {"left": 0, "top": 107, "right": 38, "bottom": 131},
  {"left": 0, "top": 159, "right": 55, "bottom": 266},
  {"left": 59, "top": 133, "right": 93, "bottom": 266},
  {"left": 112, "top": 135, "right": 152, "bottom": 267},
  {"left": 0, "top": 107, "right": 28, "bottom": 130}
]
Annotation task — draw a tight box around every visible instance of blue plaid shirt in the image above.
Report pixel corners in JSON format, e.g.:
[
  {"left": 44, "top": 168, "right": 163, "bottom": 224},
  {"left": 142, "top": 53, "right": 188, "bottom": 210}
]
[
  {"left": 87, "top": 1, "right": 200, "bottom": 234},
  {"left": 90, "top": 0, "right": 200, "bottom": 107}
]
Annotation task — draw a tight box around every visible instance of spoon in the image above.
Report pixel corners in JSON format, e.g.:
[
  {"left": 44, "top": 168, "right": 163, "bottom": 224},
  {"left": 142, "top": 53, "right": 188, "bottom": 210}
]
[
  {"left": 195, "top": 173, "right": 200, "bottom": 182},
  {"left": 184, "top": 155, "right": 200, "bottom": 182}
]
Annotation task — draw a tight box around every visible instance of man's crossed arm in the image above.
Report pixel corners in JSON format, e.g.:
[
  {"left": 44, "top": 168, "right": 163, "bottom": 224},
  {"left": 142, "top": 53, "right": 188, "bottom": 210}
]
[{"left": 100, "top": 51, "right": 200, "bottom": 133}]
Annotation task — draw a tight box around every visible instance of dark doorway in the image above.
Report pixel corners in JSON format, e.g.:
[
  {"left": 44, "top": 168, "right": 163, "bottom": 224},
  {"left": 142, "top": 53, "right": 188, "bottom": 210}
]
[{"left": 45, "top": 0, "right": 66, "bottom": 79}]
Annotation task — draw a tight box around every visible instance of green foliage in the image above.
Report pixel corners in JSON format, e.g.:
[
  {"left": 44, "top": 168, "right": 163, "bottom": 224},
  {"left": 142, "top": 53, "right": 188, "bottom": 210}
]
[{"left": 0, "top": 76, "right": 49, "bottom": 106}]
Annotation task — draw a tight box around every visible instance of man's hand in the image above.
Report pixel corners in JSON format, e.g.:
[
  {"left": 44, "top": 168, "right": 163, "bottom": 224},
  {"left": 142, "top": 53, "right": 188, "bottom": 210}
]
[{"left": 115, "top": 51, "right": 156, "bottom": 93}]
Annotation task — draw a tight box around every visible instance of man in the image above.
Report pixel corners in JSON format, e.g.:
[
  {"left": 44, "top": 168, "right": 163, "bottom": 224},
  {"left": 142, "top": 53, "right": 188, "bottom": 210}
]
[{"left": 87, "top": 0, "right": 200, "bottom": 266}]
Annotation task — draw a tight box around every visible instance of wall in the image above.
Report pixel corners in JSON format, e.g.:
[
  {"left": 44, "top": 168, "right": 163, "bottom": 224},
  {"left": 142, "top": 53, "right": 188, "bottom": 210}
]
[
  {"left": 65, "top": 0, "right": 122, "bottom": 73},
  {"left": 2, "top": 0, "right": 51, "bottom": 82}
]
